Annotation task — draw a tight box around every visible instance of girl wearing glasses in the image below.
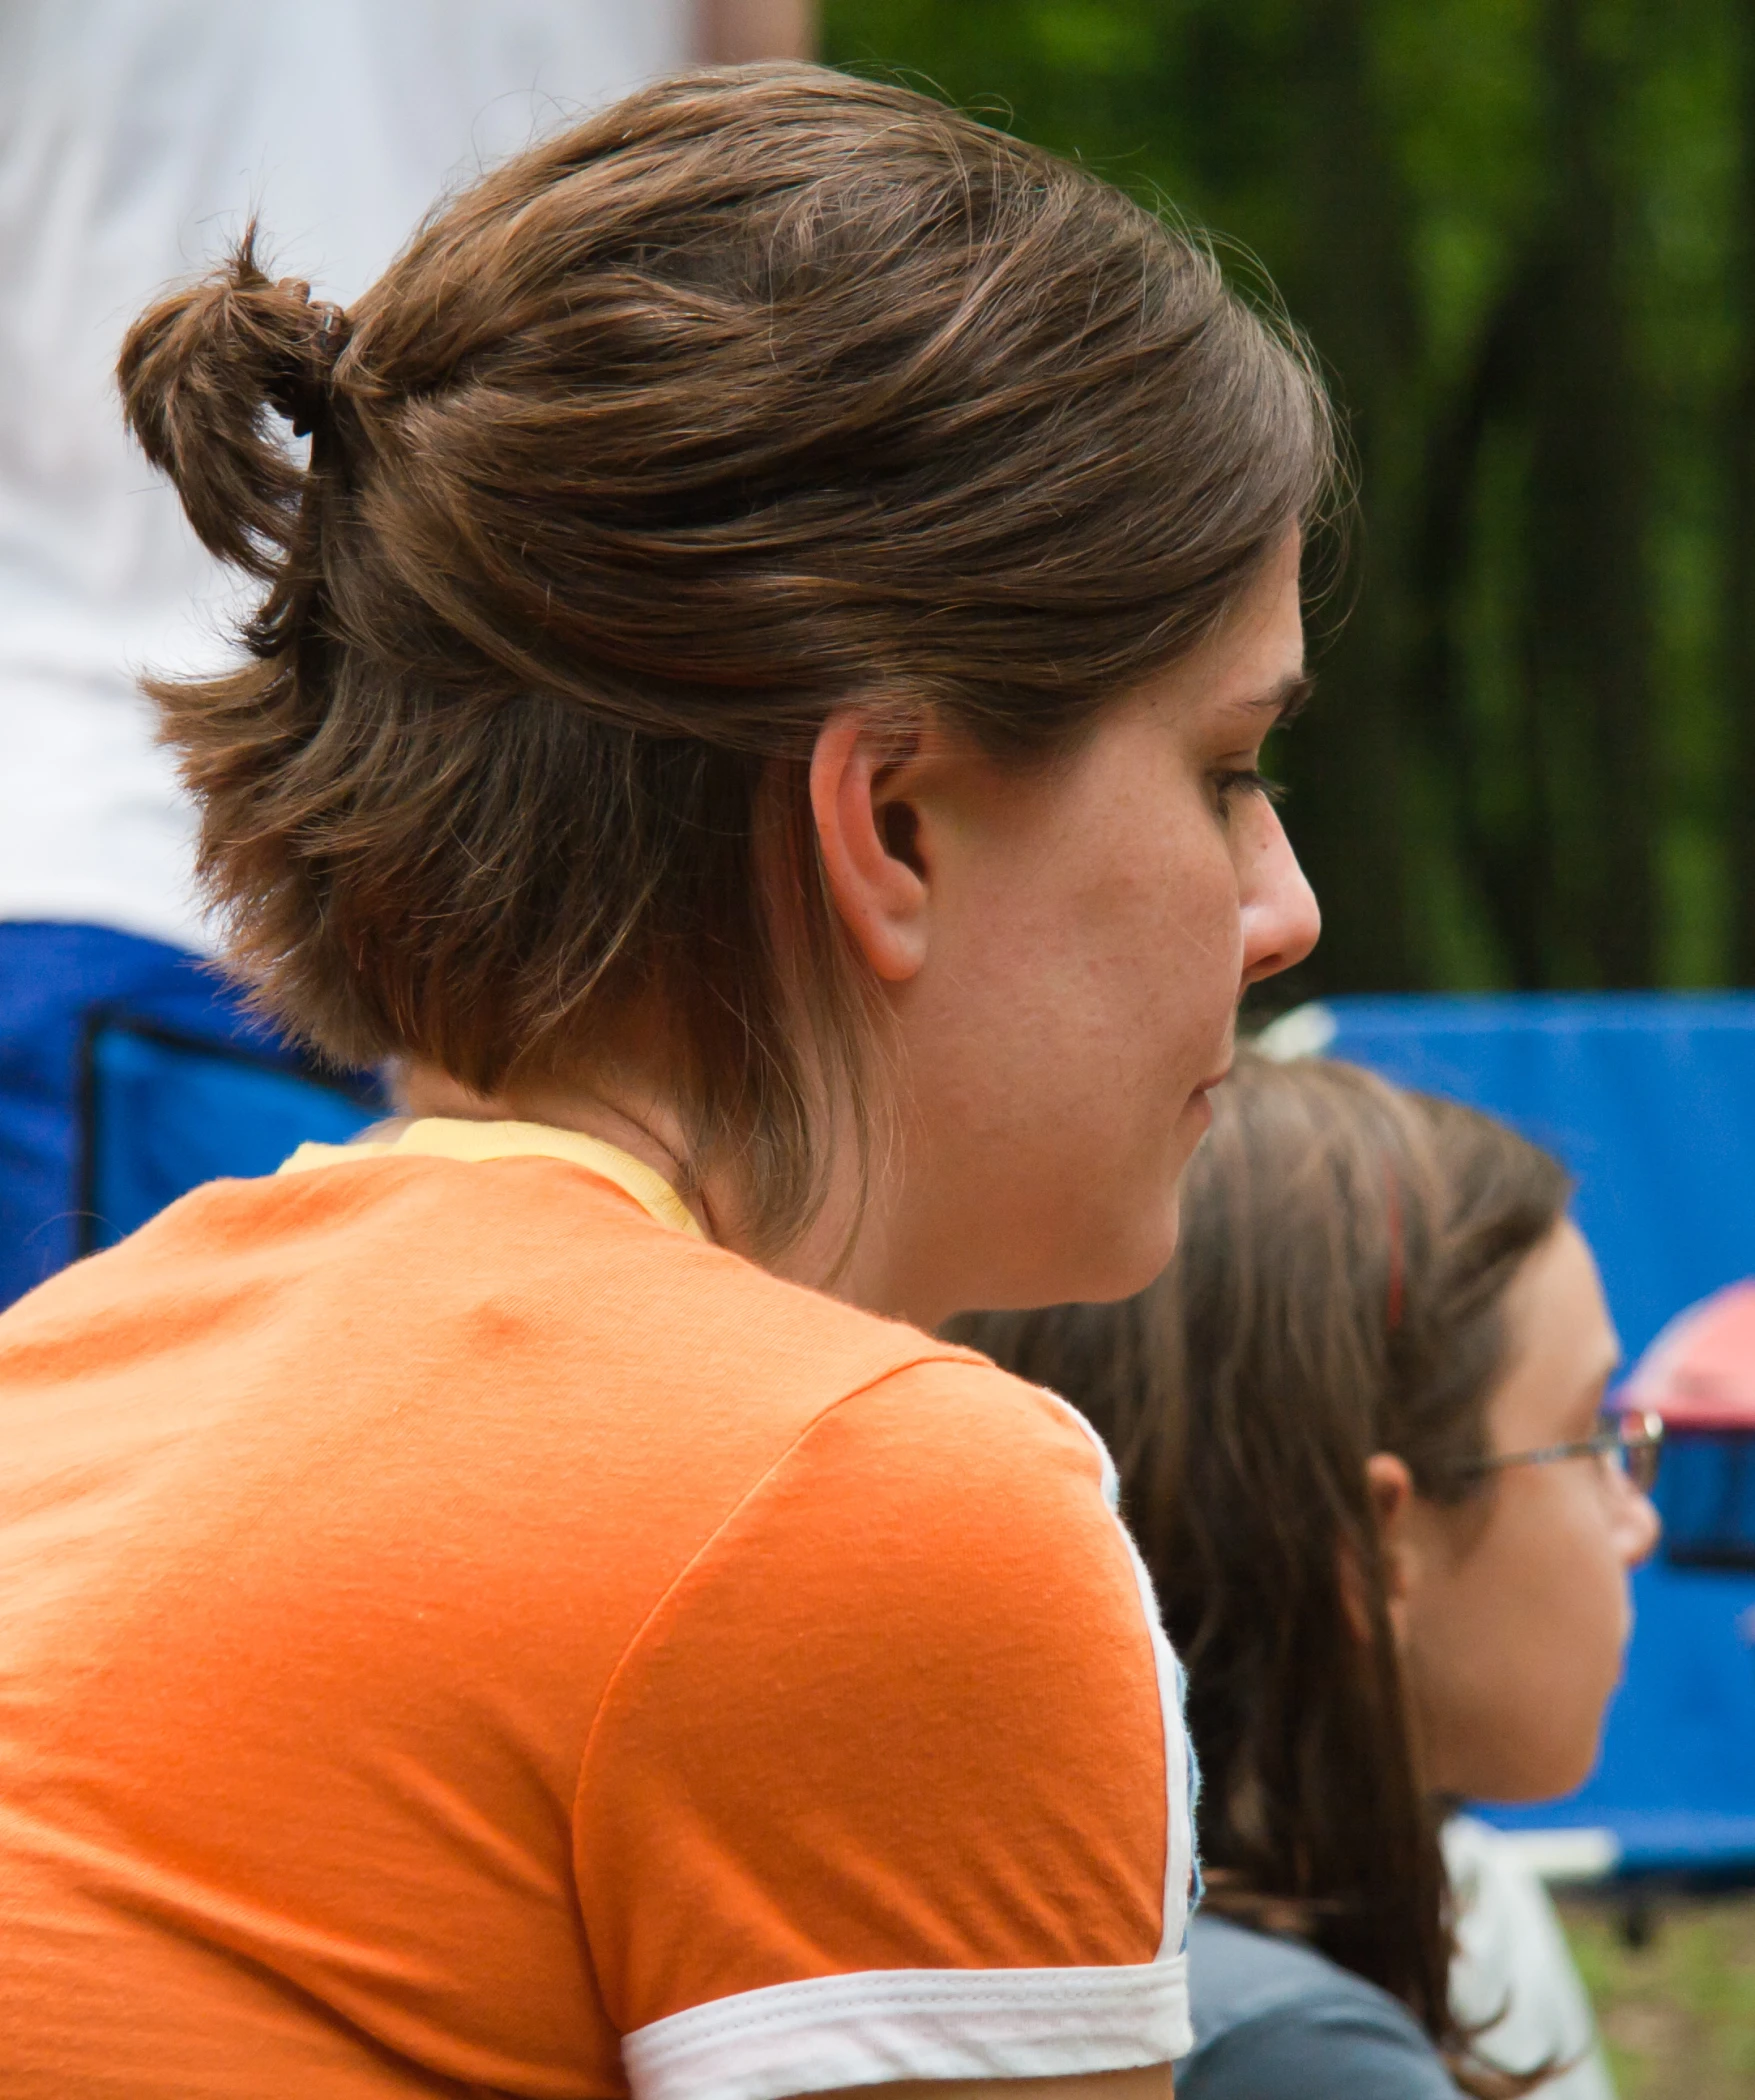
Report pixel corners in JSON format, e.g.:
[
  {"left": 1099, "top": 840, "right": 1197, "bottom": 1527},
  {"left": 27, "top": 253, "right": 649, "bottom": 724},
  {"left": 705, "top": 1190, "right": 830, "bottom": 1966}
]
[{"left": 956, "top": 1051, "right": 1661, "bottom": 2099}]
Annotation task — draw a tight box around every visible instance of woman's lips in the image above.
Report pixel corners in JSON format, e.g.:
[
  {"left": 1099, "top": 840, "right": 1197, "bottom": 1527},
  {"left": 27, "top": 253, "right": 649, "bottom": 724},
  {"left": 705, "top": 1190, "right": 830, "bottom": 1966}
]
[{"left": 1183, "top": 1062, "right": 1232, "bottom": 1127}]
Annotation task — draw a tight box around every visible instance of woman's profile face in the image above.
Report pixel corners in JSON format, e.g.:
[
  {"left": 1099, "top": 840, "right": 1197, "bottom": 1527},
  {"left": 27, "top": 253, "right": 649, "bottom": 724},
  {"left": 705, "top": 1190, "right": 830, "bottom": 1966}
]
[
  {"left": 878, "top": 530, "right": 1321, "bottom": 1322},
  {"left": 1397, "top": 1220, "right": 1661, "bottom": 1802}
]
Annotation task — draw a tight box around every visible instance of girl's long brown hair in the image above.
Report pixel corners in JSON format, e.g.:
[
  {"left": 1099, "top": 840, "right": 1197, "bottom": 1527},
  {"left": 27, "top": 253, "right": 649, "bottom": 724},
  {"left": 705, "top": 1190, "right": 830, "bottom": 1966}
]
[{"left": 951, "top": 1053, "right": 1571, "bottom": 2094}]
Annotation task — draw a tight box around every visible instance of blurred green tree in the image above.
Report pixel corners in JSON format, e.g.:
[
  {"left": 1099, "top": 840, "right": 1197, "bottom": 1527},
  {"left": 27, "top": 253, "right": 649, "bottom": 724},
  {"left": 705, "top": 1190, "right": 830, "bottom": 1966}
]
[{"left": 822, "top": 0, "right": 1754, "bottom": 995}]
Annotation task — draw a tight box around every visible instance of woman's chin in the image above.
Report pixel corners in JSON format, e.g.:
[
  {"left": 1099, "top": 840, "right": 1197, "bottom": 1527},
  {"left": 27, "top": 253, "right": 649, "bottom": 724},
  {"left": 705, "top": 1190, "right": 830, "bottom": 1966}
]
[{"left": 1084, "top": 1195, "right": 1185, "bottom": 1307}]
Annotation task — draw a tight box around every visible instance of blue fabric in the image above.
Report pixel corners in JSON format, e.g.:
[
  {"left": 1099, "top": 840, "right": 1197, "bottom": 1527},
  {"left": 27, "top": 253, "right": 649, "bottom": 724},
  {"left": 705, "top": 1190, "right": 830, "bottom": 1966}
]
[
  {"left": 1656, "top": 1434, "right": 1755, "bottom": 1569},
  {"left": 1323, "top": 994, "right": 1755, "bottom": 1359},
  {"left": 1177, "top": 1914, "right": 1458, "bottom": 2098},
  {"left": 83, "top": 1023, "right": 381, "bottom": 1254},
  {"left": 0, "top": 924, "right": 204, "bottom": 1307},
  {"left": 1324, "top": 993, "right": 1755, "bottom": 1878},
  {"left": 0, "top": 921, "right": 380, "bottom": 1313}
]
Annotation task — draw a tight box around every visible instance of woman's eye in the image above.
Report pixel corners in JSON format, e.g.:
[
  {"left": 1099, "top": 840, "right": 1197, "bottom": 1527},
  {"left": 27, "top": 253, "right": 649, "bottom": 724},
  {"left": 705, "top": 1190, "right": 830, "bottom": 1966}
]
[{"left": 1212, "top": 766, "right": 1285, "bottom": 816}]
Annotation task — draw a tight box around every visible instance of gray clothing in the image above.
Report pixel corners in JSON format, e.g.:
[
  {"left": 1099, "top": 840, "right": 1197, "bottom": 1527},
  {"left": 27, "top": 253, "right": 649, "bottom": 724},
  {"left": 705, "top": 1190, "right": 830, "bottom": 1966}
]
[{"left": 1177, "top": 1913, "right": 1461, "bottom": 2099}]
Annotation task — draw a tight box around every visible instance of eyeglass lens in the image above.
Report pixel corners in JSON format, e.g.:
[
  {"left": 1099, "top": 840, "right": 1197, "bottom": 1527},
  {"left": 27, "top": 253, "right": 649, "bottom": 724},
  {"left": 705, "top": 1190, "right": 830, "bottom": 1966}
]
[{"left": 1611, "top": 1412, "right": 1662, "bottom": 1494}]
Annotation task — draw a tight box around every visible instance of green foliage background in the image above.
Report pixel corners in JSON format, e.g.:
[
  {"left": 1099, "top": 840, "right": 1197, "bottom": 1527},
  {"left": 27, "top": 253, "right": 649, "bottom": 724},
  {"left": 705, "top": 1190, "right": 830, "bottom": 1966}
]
[{"left": 821, "top": 0, "right": 1755, "bottom": 997}]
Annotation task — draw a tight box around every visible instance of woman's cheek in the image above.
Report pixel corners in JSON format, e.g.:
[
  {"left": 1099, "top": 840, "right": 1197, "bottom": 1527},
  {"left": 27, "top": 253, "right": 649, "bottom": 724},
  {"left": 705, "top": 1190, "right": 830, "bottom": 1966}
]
[{"left": 1168, "top": 818, "right": 1248, "bottom": 998}]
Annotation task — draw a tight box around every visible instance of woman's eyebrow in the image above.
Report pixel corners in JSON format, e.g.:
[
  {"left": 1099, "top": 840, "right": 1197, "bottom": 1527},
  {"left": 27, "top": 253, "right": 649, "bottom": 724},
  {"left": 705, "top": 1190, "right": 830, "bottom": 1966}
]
[
  {"left": 1268, "top": 671, "right": 1316, "bottom": 725},
  {"left": 1217, "top": 672, "right": 1313, "bottom": 739}
]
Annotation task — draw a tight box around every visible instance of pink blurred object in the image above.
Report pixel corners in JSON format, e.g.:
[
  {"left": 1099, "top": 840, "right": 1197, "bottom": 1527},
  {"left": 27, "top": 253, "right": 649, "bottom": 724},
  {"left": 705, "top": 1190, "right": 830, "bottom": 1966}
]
[{"left": 1623, "top": 1280, "right": 1755, "bottom": 1431}]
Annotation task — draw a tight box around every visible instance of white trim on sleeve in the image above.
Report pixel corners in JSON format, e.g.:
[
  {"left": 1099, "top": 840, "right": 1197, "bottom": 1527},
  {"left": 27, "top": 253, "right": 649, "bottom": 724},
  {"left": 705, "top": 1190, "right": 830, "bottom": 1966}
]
[
  {"left": 1042, "top": 1390, "right": 1202, "bottom": 1961},
  {"left": 621, "top": 1956, "right": 1191, "bottom": 2100}
]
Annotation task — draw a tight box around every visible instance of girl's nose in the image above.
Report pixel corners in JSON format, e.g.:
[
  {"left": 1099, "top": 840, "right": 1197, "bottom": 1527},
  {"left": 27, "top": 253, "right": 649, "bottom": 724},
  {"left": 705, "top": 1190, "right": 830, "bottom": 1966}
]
[{"left": 1613, "top": 1473, "right": 1662, "bottom": 1568}]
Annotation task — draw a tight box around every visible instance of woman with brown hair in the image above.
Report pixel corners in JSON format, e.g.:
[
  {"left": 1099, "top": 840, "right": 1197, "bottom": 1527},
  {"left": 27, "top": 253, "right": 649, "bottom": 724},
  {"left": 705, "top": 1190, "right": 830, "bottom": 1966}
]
[
  {"left": 0, "top": 64, "right": 1325, "bottom": 2100},
  {"left": 956, "top": 1053, "right": 1661, "bottom": 2098}
]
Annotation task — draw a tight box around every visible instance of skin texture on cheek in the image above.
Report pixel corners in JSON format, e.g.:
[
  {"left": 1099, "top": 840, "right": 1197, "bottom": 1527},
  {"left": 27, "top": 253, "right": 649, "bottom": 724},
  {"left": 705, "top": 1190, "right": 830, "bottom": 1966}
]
[
  {"left": 1405, "top": 1476, "right": 1630, "bottom": 1801},
  {"left": 873, "top": 539, "right": 1312, "bottom": 1320},
  {"left": 892, "top": 706, "right": 1253, "bottom": 1314}
]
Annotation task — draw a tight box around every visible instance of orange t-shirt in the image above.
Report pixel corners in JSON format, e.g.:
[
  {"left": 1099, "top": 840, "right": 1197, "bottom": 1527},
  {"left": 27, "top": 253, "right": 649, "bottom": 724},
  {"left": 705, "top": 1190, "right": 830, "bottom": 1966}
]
[{"left": 0, "top": 1119, "right": 1195, "bottom": 2098}]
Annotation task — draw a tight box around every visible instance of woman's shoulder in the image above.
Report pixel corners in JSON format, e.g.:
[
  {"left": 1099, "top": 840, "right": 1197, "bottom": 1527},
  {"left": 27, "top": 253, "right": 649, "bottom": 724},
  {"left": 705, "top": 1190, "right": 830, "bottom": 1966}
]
[{"left": 1180, "top": 1912, "right": 1460, "bottom": 2098}]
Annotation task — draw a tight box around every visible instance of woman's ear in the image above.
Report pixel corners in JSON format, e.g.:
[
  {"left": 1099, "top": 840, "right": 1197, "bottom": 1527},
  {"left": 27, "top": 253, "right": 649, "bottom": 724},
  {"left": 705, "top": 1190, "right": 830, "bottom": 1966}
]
[
  {"left": 1365, "top": 1450, "right": 1418, "bottom": 1645},
  {"left": 809, "top": 712, "right": 932, "bottom": 983}
]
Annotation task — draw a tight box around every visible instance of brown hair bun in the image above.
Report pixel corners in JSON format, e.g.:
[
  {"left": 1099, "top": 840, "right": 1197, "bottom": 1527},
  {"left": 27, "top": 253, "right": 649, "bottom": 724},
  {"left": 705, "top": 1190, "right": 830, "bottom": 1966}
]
[{"left": 120, "top": 235, "right": 350, "bottom": 577}]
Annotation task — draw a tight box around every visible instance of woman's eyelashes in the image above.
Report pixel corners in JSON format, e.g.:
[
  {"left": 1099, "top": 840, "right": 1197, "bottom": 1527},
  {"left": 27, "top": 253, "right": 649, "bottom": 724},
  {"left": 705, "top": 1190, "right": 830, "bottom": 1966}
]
[{"left": 1212, "top": 764, "right": 1286, "bottom": 817}]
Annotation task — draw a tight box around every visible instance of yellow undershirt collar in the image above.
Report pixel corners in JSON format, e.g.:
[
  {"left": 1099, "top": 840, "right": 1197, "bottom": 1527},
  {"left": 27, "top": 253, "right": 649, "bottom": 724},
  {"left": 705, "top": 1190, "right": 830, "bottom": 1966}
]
[{"left": 278, "top": 1117, "right": 704, "bottom": 1239}]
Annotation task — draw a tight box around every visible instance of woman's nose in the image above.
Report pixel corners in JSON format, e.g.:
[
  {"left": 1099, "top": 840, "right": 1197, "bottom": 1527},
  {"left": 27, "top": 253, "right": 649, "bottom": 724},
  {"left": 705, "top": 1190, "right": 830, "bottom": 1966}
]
[{"left": 1240, "top": 799, "right": 1320, "bottom": 989}]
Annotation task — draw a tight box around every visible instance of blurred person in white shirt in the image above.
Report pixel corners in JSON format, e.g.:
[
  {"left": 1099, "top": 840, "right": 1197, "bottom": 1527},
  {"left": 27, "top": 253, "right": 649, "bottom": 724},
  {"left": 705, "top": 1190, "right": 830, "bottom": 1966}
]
[
  {"left": 0, "top": 0, "right": 813, "bottom": 1309},
  {"left": 1445, "top": 1815, "right": 1615, "bottom": 2100}
]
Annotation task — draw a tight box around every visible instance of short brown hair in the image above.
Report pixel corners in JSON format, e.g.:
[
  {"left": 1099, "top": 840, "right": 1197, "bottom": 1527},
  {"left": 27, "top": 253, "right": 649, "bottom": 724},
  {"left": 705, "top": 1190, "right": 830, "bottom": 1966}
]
[
  {"left": 951, "top": 1054, "right": 1571, "bottom": 2094},
  {"left": 120, "top": 64, "right": 1335, "bottom": 1245}
]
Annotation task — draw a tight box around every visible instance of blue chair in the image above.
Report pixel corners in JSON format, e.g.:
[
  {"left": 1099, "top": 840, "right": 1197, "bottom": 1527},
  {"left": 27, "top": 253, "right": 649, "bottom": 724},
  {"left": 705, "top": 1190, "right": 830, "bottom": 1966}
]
[
  {"left": 78, "top": 992, "right": 385, "bottom": 1255},
  {"left": 1293, "top": 994, "right": 1755, "bottom": 1883}
]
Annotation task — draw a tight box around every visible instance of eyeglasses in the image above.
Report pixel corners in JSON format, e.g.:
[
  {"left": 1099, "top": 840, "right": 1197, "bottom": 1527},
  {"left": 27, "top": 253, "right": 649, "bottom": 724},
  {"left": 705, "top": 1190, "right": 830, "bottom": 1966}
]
[{"left": 1451, "top": 1409, "right": 1664, "bottom": 1495}]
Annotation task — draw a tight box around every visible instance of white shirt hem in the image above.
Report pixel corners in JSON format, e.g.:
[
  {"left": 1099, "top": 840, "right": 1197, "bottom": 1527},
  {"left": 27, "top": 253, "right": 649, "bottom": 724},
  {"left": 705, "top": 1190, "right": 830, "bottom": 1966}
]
[{"left": 621, "top": 1957, "right": 1192, "bottom": 2100}]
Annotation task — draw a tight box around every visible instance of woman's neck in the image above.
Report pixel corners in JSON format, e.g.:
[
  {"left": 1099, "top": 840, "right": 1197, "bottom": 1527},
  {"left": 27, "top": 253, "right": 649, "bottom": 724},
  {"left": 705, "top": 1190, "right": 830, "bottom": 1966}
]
[
  {"left": 396, "top": 1061, "right": 928, "bottom": 1322},
  {"left": 398, "top": 1064, "right": 715, "bottom": 1240}
]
